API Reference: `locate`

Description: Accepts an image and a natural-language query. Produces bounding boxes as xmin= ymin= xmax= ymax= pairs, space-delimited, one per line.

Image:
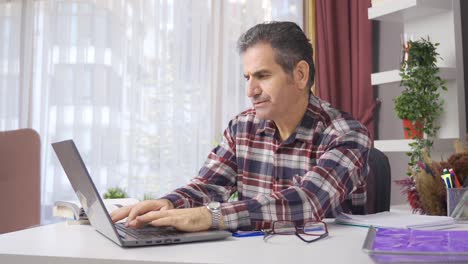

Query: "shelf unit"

xmin=373 ymin=138 xmax=457 ymax=153
xmin=368 ymin=0 xmax=451 ymax=22
xmin=371 ymin=67 xmax=456 ymax=86
xmin=369 ymin=0 xmax=466 ymax=153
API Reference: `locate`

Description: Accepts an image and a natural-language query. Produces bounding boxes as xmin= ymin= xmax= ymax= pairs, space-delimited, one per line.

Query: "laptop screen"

xmin=52 ymin=140 xmax=122 ymax=245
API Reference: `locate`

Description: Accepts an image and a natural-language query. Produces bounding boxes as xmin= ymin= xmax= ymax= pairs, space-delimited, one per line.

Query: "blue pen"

xmin=231 ymin=230 xmax=264 ymax=237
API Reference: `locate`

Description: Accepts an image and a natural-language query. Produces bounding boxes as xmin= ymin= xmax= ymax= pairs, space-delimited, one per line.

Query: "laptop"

xmin=52 ymin=139 xmax=231 ymax=247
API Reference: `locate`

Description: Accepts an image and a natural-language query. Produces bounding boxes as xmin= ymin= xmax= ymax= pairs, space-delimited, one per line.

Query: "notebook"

xmin=335 ymin=211 xmax=455 ymax=230
xmin=52 ymin=139 xmax=231 ymax=247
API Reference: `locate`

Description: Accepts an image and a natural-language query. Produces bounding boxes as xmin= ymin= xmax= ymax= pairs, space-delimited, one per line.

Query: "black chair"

xmin=365 ymin=148 xmax=391 ymax=214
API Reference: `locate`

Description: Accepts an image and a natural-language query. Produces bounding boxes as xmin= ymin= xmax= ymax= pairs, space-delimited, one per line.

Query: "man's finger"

xmin=127 ymin=219 xmax=147 ymax=229
xmin=160 ymin=205 xmax=171 ymax=211
xmin=125 ymin=210 xmax=171 ymax=228
xmin=126 ymin=201 xmax=157 ymax=223
xmin=110 ymin=206 xmax=132 ymax=222
xmin=135 ymin=210 xmax=170 ymax=223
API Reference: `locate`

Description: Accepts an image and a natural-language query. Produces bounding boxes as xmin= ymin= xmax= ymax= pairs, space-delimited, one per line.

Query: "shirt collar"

xmin=255 ymin=119 xmax=276 ymax=136
xmin=294 ymin=95 xmax=319 ymax=143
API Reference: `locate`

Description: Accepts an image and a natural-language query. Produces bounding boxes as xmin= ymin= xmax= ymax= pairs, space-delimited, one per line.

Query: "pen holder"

xmin=446 ymin=188 xmax=468 ymax=221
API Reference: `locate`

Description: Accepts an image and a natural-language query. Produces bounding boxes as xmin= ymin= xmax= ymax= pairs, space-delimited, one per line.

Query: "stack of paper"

xmin=53 ymin=198 xmax=139 ymax=225
xmin=336 ymin=211 xmax=455 ymax=230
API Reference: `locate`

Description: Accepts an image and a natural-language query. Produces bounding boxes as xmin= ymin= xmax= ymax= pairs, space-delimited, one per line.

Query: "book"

xmin=53 ymin=198 xmax=139 ymax=225
xmin=335 ymin=211 xmax=455 ymax=230
xmin=363 ymin=226 xmax=468 ymax=263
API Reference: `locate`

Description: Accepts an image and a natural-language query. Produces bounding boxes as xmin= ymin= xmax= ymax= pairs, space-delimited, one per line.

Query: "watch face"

xmin=208 ymin=201 xmax=221 ymax=210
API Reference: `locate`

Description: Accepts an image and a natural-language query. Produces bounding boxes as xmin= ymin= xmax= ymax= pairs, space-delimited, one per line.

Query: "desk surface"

xmin=0 ymin=220 xmax=374 ymax=264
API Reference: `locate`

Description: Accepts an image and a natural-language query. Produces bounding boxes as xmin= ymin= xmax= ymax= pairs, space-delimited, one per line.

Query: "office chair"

xmin=365 ymin=147 xmax=391 ymax=214
xmin=0 ymin=128 xmax=41 ymax=233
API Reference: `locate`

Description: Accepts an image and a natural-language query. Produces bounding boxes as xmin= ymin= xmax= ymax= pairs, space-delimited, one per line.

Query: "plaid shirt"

xmin=162 ymin=95 xmax=371 ymax=230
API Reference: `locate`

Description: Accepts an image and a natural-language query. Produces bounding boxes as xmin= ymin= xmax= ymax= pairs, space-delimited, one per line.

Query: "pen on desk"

xmin=449 ymin=168 xmax=462 ymax=188
xmin=231 ymin=231 xmax=264 ymax=237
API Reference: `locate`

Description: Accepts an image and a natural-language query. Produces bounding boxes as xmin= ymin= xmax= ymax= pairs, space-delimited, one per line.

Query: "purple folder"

xmin=362 ymin=226 xmax=468 ymax=263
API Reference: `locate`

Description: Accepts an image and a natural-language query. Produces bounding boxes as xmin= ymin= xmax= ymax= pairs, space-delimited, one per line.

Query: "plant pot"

xmin=402 ymin=119 xmax=423 ymax=139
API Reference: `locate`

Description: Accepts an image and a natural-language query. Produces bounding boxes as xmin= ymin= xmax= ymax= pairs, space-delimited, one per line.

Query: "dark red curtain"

xmin=315 ymin=0 xmax=379 ymax=139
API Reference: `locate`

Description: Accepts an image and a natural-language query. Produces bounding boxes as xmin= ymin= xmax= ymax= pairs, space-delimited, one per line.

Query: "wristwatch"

xmin=206 ymin=201 xmax=222 ymax=229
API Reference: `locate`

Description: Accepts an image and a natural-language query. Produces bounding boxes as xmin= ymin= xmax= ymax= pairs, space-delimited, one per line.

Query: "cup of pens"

xmin=443 ymin=168 xmax=468 ymax=221
xmin=447 ymin=188 xmax=468 ymax=221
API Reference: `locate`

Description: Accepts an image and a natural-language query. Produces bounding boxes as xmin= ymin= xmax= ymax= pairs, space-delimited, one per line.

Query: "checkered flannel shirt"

xmin=162 ymin=94 xmax=371 ymax=230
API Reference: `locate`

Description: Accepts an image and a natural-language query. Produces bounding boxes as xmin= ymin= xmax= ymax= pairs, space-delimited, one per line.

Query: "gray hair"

xmin=237 ymin=21 xmax=315 ymax=89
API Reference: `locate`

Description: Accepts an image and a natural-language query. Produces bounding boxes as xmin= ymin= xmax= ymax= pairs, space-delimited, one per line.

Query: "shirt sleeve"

xmin=221 ymin=118 xmax=371 ymax=230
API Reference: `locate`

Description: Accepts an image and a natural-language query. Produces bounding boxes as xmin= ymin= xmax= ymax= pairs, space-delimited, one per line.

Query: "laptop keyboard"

xmin=115 ymin=223 xmax=181 ymax=239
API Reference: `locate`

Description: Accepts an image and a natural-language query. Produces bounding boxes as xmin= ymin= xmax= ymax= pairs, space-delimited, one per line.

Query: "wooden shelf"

xmin=371 ymin=67 xmax=456 ymax=86
xmin=374 ymin=138 xmax=458 ymax=152
xmin=368 ymin=0 xmax=452 ymax=22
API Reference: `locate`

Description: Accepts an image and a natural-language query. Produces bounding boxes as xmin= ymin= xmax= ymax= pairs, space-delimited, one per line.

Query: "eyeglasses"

xmin=263 ymin=220 xmax=328 ymax=243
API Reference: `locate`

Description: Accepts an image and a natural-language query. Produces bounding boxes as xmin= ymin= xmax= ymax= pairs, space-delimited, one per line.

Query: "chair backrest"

xmin=0 ymin=128 xmax=41 ymax=233
xmin=365 ymin=147 xmax=391 ymax=214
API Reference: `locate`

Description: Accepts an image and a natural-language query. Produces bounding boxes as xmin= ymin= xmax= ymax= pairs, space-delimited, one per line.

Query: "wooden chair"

xmin=0 ymin=128 xmax=41 ymax=233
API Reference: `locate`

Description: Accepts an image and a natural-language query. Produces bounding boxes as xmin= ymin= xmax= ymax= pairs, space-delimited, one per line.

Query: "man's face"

xmin=242 ymin=43 xmax=301 ymax=121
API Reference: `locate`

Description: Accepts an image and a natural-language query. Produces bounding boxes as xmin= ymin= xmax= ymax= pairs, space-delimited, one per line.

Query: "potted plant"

xmin=393 ymin=36 xmax=447 ymax=174
xmin=103 ymin=187 xmax=128 ymax=199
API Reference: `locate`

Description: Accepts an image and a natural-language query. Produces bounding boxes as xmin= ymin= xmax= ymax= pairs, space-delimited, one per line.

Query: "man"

xmin=111 ymin=21 xmax=371 ymax=232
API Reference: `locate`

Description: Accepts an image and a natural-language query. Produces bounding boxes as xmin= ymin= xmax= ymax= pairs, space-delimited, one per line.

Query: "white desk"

xmin=0 ymin=221 xmax=374 ymax=264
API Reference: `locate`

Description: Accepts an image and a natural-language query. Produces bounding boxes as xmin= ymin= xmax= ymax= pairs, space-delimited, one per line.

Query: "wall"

xmin=373 ymin=20 xmax=409 ymax=205
xmin=461 ymin=0 xmax=468 ymax=129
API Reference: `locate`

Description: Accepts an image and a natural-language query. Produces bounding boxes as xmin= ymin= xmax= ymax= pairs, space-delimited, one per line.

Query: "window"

xmin=0 ymin=0 xmax=302 ymax=223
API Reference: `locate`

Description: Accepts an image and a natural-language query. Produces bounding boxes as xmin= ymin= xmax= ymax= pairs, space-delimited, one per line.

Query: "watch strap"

xmin=206 ymin=202 xmax=222 ymax=229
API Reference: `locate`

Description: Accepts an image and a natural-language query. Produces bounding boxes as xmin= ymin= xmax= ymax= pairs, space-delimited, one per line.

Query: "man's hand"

xmin=130 ymin=207 xmax=219 ymax=232
xmin=110 ymin=199 xmax=174 ymax=225
xmin=111 ymin=199 xmax=225 ymax=232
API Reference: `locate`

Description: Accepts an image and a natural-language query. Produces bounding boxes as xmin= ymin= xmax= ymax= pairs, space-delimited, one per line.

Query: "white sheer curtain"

xmin=0 ymin=0 xmax=302 ymax=223
xmin=0 ymin=1 xmax=22 ymax=128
